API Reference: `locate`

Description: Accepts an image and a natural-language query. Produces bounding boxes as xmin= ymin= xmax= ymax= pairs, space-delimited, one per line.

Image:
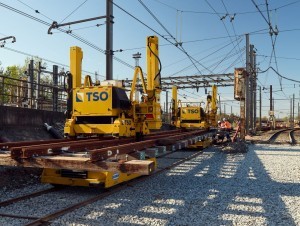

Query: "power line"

xmin=251 ymin=0 xmax=281 ymax=90
xmin=170 ymin=36 xmax=243 ymax=77
xmin=138 ymin=0 xmax=177 ymax=43
xmin=204 ymin=0 xmax=243 ymax=65
xmin=163 ymin=38 xmax=234 ymax=70
xmin=52 ymin=23 xmax=105 ymax=34
xmin=0 ymin=2 xmax=135 ymax=71
xmin=111 ymin=0 xmax=212 ymax=74
xmin=257 ymin=54 xmax=300 ymax=61
xmin=154 ymin=0 xmax=300 ymax=16
xmin=1 ymin=46 xmax=102 ymax=77
xmin=258 ymin=66 xmax=300 ymax=83
xmin=221 ymin=0 xmax=244 ymax=62
xmin=15 ymin=0 xmax=53 ymax=21
xmin=60 ymin=0 xmax=88 ymax=23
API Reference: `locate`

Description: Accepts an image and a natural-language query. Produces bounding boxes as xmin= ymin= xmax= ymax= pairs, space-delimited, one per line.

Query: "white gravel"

xmin=0 ymin=183 xmax=52 ymax=202
xmin=1 ymin=144 xmax=299 ymax=225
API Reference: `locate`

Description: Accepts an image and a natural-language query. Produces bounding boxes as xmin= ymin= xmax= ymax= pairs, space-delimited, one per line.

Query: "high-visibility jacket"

xmin=223 ymin=121 xmax=231 ymax=129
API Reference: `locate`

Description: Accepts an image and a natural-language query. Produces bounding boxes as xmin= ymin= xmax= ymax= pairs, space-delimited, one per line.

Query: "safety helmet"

xmin=223 ymin=118 xmax=226 ymax=121
xmin=218 ymin=120 xmax=221 ymax=124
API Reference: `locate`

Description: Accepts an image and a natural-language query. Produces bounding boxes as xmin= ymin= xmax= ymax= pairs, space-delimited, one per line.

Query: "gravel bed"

xmin=0 ymin=217 xmax=30 ymax=226
xmin=275 ymin=131 xmax=291 ymax=143
xmin=47 ymin=144 xmax=299 ymax=225
xmin=0 ymin=183 xmax=51 ymax=202
xmin=293 ymin=130 xmax=300 ymax=143
xmin=156 ymin=150 xmax=198 ymax=169
xmin=0 ymin=187 xmax=102 ymax=221
xmin=1 ymin=144 xmax=299 ymax=225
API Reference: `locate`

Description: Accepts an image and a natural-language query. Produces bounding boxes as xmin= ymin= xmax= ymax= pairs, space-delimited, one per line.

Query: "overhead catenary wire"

xmin=220 ymin=0 xmax=244 ymax=62
xmin=60 ymin=0 xmax=88 ymax=23
xmin=154 ymin=0 xmax=300 ymax=16
xmin=204 ymin=0 xmax=243 ymax=66
xmin=258 ymin=66 xmax=300 ymax=83
xmin=257 ymin=54 xmax=300 ymax=61
xmin=1 ymin=46 xmax=102 ymax=77
xmin=138 ymin=0 xmax=177 ymax=43
xmin=111 ymin=0 xmax=212 ymax=75
xmin=137 ymin=0 xmax=203 ymax=75
xmin=121 ymin=27 xmax=269 ymax=52
xmin=251 ymin=0 xmax=282 ymax=91
xmin=0 ymin=1 xmax=135 ymax=71
xmin=170 ymin=36 xmax=243 ymax=77
xmin=163 ymin=38 xmax=235 ymax=70
xmin=51 ymin=23 xmax=105 ymax=34
xmin=15 ymin=0 xmax=53 ymax=21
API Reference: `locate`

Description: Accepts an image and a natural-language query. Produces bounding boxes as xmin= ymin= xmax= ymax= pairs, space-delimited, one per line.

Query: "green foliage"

xmin=0 ymin=65 xmax=24 ymax=104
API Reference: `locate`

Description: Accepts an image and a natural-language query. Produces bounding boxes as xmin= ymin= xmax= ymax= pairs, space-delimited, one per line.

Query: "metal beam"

xmin=0 ymin=154 xmax=154 ymax=175
xmin=0 ymin=36 xmax=16 ymax=46
xmin=125 ymin=73 xmax=234 ymax=90
xmin=48 ymin=16 xmax=106 ymax=34
xmin=106 ymin=0 xmax=114 ymax=80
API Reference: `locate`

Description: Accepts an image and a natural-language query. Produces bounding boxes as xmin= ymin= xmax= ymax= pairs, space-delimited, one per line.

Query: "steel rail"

xmin=6 ymin=130 xmax=183 ymax=159
xmin=0 ymin=137 xmax=105 ymax=150
xmin=266 ymin=129 xmax=290 ymax=144
xmin=289 ymin=129 xmax=298 ymax=145
xmin=24 ymin=144 xmax=205 ymax=226
xmin=0 ymin=187 xmax=59 ymax=207
xmin=11 ymin=138 xmax=135 ymax=159
xmin=0 ymin=213 xmax=39 ymax=220
xmin=8 ymin=129 xmax=199 ymax=160
xmin=89 ymin=130 xmax=211 ymax=162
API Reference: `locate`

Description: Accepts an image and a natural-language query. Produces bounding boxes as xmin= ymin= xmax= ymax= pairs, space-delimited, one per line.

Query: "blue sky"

xmin=0 ymin=0 xmax=300 ymax=118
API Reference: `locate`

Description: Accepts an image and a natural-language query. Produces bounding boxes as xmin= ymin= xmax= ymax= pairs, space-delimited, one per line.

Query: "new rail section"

xmin=0 ymin=129 xmax=214 ymax=225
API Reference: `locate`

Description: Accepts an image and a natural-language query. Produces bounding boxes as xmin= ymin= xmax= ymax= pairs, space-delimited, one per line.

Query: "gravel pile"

xmin=220 ymin=141 xmax=248 ymax=153
xmin=1 ymin=144 xmax=299 ymax=225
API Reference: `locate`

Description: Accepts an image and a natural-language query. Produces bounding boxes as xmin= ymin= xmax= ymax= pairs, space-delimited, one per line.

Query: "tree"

xmin=1 ymin=65 xmax=24 ymax=104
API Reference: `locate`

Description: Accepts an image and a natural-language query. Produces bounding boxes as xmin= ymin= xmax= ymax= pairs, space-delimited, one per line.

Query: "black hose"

xmin=147 ymin=36 xmax=162 ymax=88
xmin=63 ymin=71 xmax=71 ymax=93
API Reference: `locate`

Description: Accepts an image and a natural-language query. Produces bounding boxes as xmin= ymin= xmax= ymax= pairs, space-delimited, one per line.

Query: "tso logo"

xmin=76 ymin=92 xmax=109 ymax=102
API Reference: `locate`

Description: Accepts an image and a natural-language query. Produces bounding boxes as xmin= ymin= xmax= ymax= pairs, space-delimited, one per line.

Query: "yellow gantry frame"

xmin=130 ymin=66 xmax=147 ymax=102
xmin=171 ymin=86 xmax=178 ymax=124
xmin=147 ymin=36 xmax=160 ymax=90
xmin=172 ymin=85 xmax=218 ymax=129
xmin=70 ymin=46 xmax=83 ymax=89
xmin=145 ymin=36 xmax=162 ymax=130
xmin=206 ymin=85 xmax=218 ymax=127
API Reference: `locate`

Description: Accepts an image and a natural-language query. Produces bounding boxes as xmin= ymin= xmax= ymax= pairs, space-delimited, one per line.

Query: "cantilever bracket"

xmin=48 ymin=15 xmax=107 ymax=34
xmin=0 ymin=36 xmax=16 ymax=43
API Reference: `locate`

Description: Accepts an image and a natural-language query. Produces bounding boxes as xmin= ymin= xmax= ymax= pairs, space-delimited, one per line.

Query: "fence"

xmin=0 ymin=74 xmax=67 ymax=112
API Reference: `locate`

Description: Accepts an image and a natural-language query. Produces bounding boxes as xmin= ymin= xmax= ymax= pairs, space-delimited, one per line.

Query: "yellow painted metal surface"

xmin=65 ymin=42 xmax=159 ymax=137
xmin=42 ymin=158 xmax=157 ymax=188
xmin=70 ymin=46 xmax=83 ymax=89
xmin=145 ymin=36 xmax=162 ymax=130
xmin=73 ymin=86 xmax=112 ymax=115
xmin=188 ymin=138 xmax=211 ymax=149
xmin=147 ymin=36 xmax=160 ymax=90
xmin=181 ymin=107 xmax=201 ymax=121
xmin=172 ymin=85 xmax=218 ymax=130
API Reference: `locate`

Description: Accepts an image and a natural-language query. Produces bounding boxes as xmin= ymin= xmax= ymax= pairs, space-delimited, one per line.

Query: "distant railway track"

xmin=266 ymin=129 xmax=299 ymax=145
xmin=289 ymin=129 xmax=297 ymax=145
xmin=0 ymin=131 xmax=211 ymax=226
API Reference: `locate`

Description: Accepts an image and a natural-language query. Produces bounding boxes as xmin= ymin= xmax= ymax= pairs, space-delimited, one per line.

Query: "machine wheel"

xmin=50 ymin=184 xmax=66 ymax=189
xmin=135 ymin=132 xmax=144 ymax=141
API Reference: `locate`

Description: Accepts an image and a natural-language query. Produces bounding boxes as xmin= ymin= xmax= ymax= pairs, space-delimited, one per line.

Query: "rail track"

xmin=0 ymin=132 xmax=210 ymax=225
xmin=266 ymin=128 xmax=299 ymax=145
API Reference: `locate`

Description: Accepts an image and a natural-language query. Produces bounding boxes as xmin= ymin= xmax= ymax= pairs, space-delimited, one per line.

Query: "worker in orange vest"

xmin=222 ymin=118 xmax=232 ymax=131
